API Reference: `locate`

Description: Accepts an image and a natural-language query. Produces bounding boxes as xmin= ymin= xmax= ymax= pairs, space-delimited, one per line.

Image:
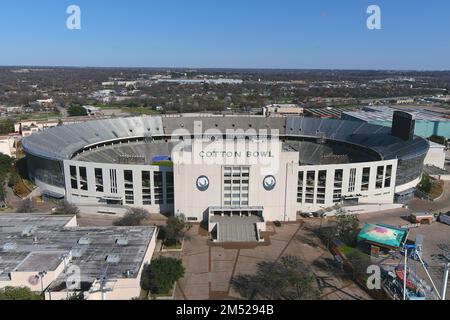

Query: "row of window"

xmin=69 ymin=166 xmax=174 ymax=205
xmin=297 ymin=165 xmax=393 ymax=204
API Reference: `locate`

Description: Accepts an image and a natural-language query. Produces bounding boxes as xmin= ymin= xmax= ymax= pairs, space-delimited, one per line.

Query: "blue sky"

xmin=0 ymin=0 xmax=449 ymax=70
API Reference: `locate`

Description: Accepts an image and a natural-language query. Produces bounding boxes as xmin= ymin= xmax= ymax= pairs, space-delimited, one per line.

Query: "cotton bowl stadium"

xmin=22 ymin=113 xmax=429 ymax=242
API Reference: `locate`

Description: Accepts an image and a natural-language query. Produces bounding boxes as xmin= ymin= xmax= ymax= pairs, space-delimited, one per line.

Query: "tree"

xmin=160 ymin=216 xmax=188 ymax=245
xmin=16 ymin=198 xmax=37 ymax=213
xmin=0 ymin=287 xmax=42 ymax=300
xmin=113 ymin=207 xmax=149 ymax=226
xmin=53 ymin=201 xmax=80 ymax=216
xmin=418 ymin=173 xmax=433 ymax=194
xmin=231 ymin=255 xmax=320 ymax=300
xmin=335 ymin=213 xmax=360 ymax=246
xmin=141 ymin=257 xmax=185 ymax=295
xmin=67 ymin=105 xmax=87 ymax=117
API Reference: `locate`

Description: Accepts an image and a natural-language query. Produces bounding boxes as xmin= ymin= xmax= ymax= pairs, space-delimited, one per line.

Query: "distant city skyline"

xmin=0 ymin=0 xmax=449 ymax=70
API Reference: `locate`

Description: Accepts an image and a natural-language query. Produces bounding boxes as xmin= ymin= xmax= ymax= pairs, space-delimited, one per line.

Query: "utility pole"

xmin=38 ymin=271 xmax=47 ymax=296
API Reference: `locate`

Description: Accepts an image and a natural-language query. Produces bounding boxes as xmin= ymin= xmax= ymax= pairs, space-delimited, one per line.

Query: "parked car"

xmin=439 ymin=212 xmax=450 ymax=225
xmin=300 ymin=212 xmax=314 ymax=218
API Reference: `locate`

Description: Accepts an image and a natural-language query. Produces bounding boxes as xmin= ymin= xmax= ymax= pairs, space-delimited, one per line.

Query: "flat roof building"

xmin=0 ymin=214 xmax=157 ymax=300
xmin=342 ymin=106 xmax=450 ymax=138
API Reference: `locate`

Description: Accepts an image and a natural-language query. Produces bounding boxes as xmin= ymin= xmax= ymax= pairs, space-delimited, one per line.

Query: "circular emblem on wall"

xmin=263 ymin=175 xmax=276 ymax=191
xmin=196 ymin=176 xmax=210 ymax=192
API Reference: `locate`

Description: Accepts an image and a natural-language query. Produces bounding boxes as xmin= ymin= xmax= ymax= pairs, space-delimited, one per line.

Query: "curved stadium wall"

xmin=22 ymin=115 xmax=429 ymax=221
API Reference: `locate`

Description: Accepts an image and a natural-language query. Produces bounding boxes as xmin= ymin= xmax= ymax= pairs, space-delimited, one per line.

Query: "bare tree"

xmin=53 ymin=201 xmax=80 ymax=216
xmin=114 ymin=207 xmax=149 ymax=226
xmin=231 ymin=255 xmax=320 ymax=300
xmin=15 ymin=198 xmax=37 ymax=213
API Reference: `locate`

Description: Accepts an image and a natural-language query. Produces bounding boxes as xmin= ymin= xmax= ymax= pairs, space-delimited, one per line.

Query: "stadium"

xmin=22 ymin=113 xmax=429 ymax=242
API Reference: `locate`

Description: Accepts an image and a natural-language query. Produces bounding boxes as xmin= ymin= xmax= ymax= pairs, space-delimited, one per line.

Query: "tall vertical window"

xmin=154 ymin=172 xmax=164 ymax=204
xmin=166 ymin=172 xmax=174 ymax=204
xmin=305 ymin=171 xmax=315 ymax=204
xmin=297 ymin=171 xmax=304 ymax=203
xmin=142 ymin=171 xmax=152 ymax=205
xmin=95 ymin=168 xmax=103 ymax=192
xmin=361 ymin=167 xmax=370 ymax=191
xmin=385 ymin=165 xmax=393 ymax=188
xmin=348 ymin=168 xmax=356 ymax=193
xmin=317 ymin=170 xmax=327 ymax=204
xmin=124 ymin=170 xmax=134 ymax=205
xmin=70 ymin=165 xmax=78 ymax=189
xmin=223 ymin=166 xmax=249 ymax=206
xmin=333 ymin=169 xmax=343 ymax=203
xmin=110 ymin=169 xmax=117 ymax=193
xmin=79 ymin=167 xmax=88 ymax=191
xmin=376 ymin=166 xmax=384 ymax=189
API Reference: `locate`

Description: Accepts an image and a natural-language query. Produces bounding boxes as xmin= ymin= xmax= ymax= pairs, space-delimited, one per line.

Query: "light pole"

xmin=38 ymin=271 xmax=47 ymax=295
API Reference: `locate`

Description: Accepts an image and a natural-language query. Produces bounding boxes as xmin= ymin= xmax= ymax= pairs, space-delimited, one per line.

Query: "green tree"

xmin=335 ymin=213 xmax=360 ymax=246
xmin=231 ymin=255 xmax=320 ymax=300
xmin=141 ymin=257 xmax=185 ymax=295
xmin=113 ymin=207 xmax=149 ymax=226
xmin=0 ymin=287 xmax=42 ymax=300
xmin=67 ymin=105 xmax=88 ymax=117
xmin=160 ymin=216 xmax=188 ymax=246
xmin=418 ymin=173 xmax=433 ymax=194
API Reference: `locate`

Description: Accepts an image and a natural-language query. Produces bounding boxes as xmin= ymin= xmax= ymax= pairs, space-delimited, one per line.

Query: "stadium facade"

xmin=22 ymin=115 xmax=429 ymax=241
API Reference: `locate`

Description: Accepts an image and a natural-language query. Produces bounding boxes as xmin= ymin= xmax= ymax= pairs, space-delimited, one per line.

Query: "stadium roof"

xmin=22 ymin=115 xmax=429 ymax=162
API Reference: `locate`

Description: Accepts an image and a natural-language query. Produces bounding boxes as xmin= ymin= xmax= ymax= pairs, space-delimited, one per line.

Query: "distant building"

xmin=0 ymin=134 xmax=21 ymax=157
xmin=0 ymin=214 xmax=157 ymax=300
xmin=82 ymin=105 xmax=102 ymax=117
xmin=342 ymin=106 xmax=450 ymax=139
xmin=262 ymin=104 xmax=303 ymax=116
xmin=15 ymin=116 xmax=111 ymax=137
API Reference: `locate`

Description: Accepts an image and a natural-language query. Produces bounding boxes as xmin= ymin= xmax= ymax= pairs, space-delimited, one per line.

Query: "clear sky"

xmin=0 ymin=0 xmax=449 ymax=70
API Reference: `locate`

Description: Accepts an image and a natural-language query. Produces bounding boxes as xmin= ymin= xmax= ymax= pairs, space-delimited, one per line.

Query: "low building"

xmin=262 ymin=104 xmax=303 ymax=116
xmin=0 ymin=214 xmax=157 ymax=300
xmin=342 ymin=106 xmax=450 ymax=138
xmin=0 ymin=134 xmax=21 ymax=157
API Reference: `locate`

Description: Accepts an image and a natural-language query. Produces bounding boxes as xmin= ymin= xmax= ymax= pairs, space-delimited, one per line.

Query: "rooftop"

xmin=343 ymin=106 xmax=450 ymax=123
xmin=0 ymin=214 xmax=156 ymax=290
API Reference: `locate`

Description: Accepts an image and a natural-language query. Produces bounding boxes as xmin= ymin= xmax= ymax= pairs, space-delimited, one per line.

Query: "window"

xmin=361 ymin=167 xmax=370 ymax=191
xmin=348 ymin=168 xmax=356 ymax=193
xmin=223 ymin=166 xmax=249 ymax=206
xmin=124 ymin=170 xmax=134 ymax=204
xmin=70 ymin=166 xmax=78 ymax=189
xmin=154 ymin=172 xmax=164 ymax=204
xmin=297 ymin=171 xmax=304 ymax=203
xmin=385 ymin=165 xmax=393 ymax=188
xmin=110 ymin=169 xmax=117 ymax=193
xmin=79 ymin=167 xmax=88 ymax=191
xmin=142 ymin=171 xmax=151 ymax=205
xmin=95 ymin=168 xmax=103 ymax=192
xmin=333 ymin=169 xmax=343 ymax=203
xmin=376 ymin=166 xmax=384 ymax=189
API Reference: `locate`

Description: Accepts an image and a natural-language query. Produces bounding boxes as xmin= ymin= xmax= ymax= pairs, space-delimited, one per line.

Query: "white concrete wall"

xmin=424 ymin=144 xmax=446 ymax=169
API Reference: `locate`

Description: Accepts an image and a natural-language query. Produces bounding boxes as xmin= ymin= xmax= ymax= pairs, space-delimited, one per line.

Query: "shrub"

xmin=114 ymin=208 xmax=149 ymax=226
xmin=0 ymin=287 xmax=42 ymax=300
xmin=53 ymin=201 xmax=80 ymax=215
xmin=141 ymin=257 xmax=185 ymax=295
